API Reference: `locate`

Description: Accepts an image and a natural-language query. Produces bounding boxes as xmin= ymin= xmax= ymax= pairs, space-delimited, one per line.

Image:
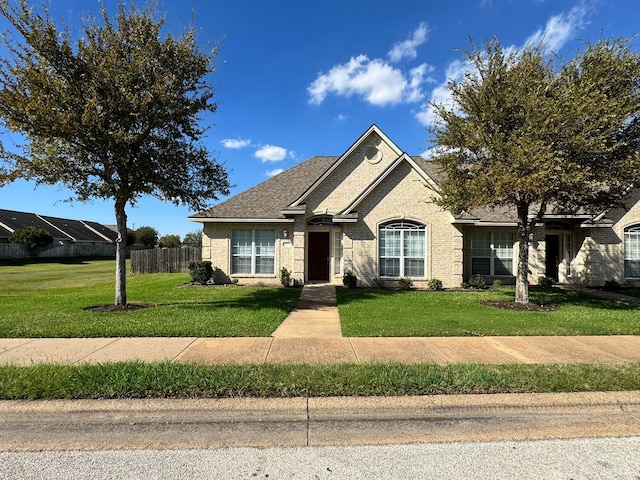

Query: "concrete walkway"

xmin=1 ymin=284 xmax=640 ymax=366
xmin=271 ymin=284 xmax=342 ymax=338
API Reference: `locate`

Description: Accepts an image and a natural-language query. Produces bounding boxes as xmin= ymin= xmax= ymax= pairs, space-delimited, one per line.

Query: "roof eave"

xmin=188 ymin=217 xmax=294 ymax=224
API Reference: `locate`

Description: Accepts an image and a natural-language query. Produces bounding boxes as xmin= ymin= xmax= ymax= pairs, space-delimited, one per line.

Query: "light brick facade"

xmin=194 ymin=126 xmax=640 ymax=288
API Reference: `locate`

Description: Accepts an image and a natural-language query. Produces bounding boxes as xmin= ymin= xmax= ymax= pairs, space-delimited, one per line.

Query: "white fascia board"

xmin=0 ymin=221 xmax=15 ymax=233
xmin=80 ymin=221 xmax=114 ymax=243
xmin=341 ymin=154 xmax=436 ymax=215
xmin=36 ymin=215 xmax=76 ymax=241
xmin=289 ymin=125 xmax=403 ymax=208
xmin=188 ymin=217 xmax=294 ymax=224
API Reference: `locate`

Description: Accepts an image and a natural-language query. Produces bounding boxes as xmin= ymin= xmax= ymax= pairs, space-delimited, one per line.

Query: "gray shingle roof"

xmin=189 ymin=151 xmax=581 ymax=225
xmin=190 ymin=156 xmax=339 ymax=220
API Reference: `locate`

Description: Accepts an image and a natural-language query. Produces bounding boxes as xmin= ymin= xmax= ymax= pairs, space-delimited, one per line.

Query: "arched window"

xmin=545 ymin=221 xmax=571 ymax=230
xmin=307 ymin=216 xmax=333 ymax=226
xmin=379 ymin=220 xmax=426 ymax=277
xmin=625 ymin=225 xmax=640 ymax=278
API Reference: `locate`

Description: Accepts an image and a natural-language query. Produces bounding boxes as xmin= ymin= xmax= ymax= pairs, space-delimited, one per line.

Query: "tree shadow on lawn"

xmin=0 ymin=257 xmax=99 ymax=267
xmin=151 ymin=287 xmax=301 ymax=312
xmin=336 ymin=286 xmax=640 ymax=313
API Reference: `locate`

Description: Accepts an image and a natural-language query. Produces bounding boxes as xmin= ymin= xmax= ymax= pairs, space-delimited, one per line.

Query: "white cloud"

xmin=221 ymin=138 xmax=251 ymax=149
xmin=388 ymin=22 xmax=430 ymax=63
xmin=525 ymin=4 xmax=590 ymax=52
xmin=335 ymin=114 xmax=348 ymax=121
xmin=308 ymin=54 xmax=432 ymax=106
xmin=254 ymin=145 xmax=289 ymax=162
xmin=417 ymin=3 xmax=592 ymax=128
xmin=416 ymin=59 xmax=473 ymax=127
xmin=266 ymin=168 xmax=284 ymax=178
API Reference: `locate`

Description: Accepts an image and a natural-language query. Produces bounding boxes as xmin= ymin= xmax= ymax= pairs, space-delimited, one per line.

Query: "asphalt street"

xmin=2 ymin=437 xmax=640 ymax=479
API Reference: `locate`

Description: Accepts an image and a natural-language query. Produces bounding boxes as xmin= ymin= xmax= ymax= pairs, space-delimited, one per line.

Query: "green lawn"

xmin=2 ymin=259 xmax=639 ymax=338
xmin=0 ymin=259 xmax=300 ymax=337
xmin=337 ymin=287 xmax=640 ymax=337
xmin=2 ymin=361 xmax=639 ymax=399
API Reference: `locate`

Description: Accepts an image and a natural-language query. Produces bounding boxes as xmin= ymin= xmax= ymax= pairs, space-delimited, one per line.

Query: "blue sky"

xmin=0 ymin=0 xmax=638 ymax=238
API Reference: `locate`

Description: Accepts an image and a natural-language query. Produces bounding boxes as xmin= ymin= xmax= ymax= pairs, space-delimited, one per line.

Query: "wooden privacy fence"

xmin=0 ymin=243 xmax=116 ymax=259
xmin=130 ymin=247 xmax=202 ymax=274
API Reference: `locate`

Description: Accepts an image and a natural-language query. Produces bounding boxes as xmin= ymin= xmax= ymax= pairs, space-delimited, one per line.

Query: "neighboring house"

xmin=189 ymin=125 xmax=640 ymax=288
xmin=0 ymin=209 xmax=117 ymax=245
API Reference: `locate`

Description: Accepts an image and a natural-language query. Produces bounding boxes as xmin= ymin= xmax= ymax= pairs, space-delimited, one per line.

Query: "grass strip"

xmin=1 ymin=361 xmax=639 ymax=400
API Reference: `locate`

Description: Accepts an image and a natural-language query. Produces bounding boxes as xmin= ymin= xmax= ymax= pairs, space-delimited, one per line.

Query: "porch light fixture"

xmin=283 ymin=228 xmax=288 ymax=238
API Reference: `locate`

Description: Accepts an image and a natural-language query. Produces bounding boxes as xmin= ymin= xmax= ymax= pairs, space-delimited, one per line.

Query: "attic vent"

xmin=307 ymin=216 xmax=333 ymax=226
xmin=365 ymin=146 xmax=382 ymax=164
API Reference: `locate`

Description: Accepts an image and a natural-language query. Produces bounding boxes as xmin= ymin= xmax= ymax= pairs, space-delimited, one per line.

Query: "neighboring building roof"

xmin=83 ymin=221 xmax=119 ymax=242
xmin=0 ymin=209 xmax=71 ymax=241
xmin=0 ymin=209 xmax=115 ymax=243
xmin=39 ymin=215 xmax=113 ymax=243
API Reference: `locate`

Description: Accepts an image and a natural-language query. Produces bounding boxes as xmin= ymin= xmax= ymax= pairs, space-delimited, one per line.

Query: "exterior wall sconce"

xmin=528 ymin=233 xmax=534 ymax=241
xmin=283 ymin=228 xmax=288 ymax=238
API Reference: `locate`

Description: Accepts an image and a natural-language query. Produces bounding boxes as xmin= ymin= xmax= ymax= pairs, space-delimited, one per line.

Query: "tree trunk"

xmin=515 ymin=202 xmax=530 ymax=304
xmin=114 ymin=198 xmax=128 ymax=306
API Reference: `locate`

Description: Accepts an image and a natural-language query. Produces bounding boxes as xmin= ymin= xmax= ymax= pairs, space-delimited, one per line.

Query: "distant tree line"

xmin=8 ymin=225 xmax=203 ymax=250
xmin=128 ymin=227 xmax=202 ymax=249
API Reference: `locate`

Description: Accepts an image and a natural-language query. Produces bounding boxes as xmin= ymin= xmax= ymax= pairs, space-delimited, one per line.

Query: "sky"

xmin=0 ymin=0 xmax=638 ymax=238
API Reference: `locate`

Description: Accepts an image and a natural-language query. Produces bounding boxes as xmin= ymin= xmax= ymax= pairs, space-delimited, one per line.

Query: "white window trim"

xmin=231 ymin=229 xmax=276 ymax=276
xmin=470 ymin=232 xmax=515 ymax=276
xmin=624 ymin=225 xmax=640 ymax=278
xmin=379 ymin=221 xmax=426 ymax=278
xmin=333 ymin=231 xmax=343 ymax=276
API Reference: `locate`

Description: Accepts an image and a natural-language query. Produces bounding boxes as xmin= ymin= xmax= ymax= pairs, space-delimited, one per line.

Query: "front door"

xmin=308 ymin=232 xmax=330 ymax=281
xmin=545 ymin=235 xmax=560 ymax=281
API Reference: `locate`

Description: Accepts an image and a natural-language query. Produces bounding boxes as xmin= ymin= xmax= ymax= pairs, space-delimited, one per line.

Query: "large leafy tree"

xmin=0 ymin=1 xmax=230 ymax=306
xmin=431 ymin=38 xmax=640 ymax=303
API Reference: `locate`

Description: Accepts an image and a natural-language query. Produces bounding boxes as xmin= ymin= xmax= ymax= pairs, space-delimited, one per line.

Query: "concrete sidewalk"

xmin=2 ymin=334 xmax=640 ymax=366
xmin=1 ymin=284 xmax=640 ymax=366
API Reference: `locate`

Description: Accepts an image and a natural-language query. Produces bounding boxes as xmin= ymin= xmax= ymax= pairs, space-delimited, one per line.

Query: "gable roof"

xmin=189 ymin=156 xmax=338 ymax=222
xmin=188 ymin=125 xmax=615 ymax=227
xmin=289 ymin=124 xmax=403 ymax=208
xmin=340 ymin=154 xmax=441 ymax=215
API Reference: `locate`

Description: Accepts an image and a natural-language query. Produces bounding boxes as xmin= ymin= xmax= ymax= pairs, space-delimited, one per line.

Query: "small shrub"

xmin=467 ymin=274 xmax=487 ymax=289
xmin=188 ymin=261 xmax=213 ymax=285
xmin=538 ymin=276 xmax=556 ymax=288
xmin=427 ymin=278 xmax=444 ymax=291
xmin=371 ymin=277 xmax=386 ymax=289
xmin=397 ymin=277 xmax=413 ymax=290
xmin=280 ymin=267 xmax=292 ymax=287
xmin=343 ymin=271 xmax=357 ymax=289
xmin=9 ymin=226 xmax=53 ymax=249
xmin=492 ymin=279 xmax=502 ymax=287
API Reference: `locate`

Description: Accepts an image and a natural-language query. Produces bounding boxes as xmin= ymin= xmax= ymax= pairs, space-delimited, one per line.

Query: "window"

xmin=333 ymin=232 xmax=343 ymax=275
xmin=625 ymin=226 xmax=640 ymax=278
xmin=470 ymin=232 xmax=514 ymax=276
xmin=565 ymin=234 xmax=573 ymax=278
xmin=307 ymin=216 xmax=333 ymax=226
xmin=379 ymin=221 xmax=426 ymax=277
xmin=231 ymin=230 xmax=275 ymax=275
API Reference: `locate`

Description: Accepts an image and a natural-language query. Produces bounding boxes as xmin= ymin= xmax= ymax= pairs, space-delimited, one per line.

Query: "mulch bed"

xmin=480 ymin=300 xmax=556 ymax=312
xmin=83 ymin=303 xmax=155 ymax=313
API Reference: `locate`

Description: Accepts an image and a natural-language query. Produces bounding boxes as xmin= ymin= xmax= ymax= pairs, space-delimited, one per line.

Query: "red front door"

xmin=308 ymin=232 xmax=330 ymax=281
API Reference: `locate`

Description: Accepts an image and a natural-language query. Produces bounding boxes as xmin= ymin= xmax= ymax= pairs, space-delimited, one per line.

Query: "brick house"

xmin=189 ymin=125 xmax=640 ymax=288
